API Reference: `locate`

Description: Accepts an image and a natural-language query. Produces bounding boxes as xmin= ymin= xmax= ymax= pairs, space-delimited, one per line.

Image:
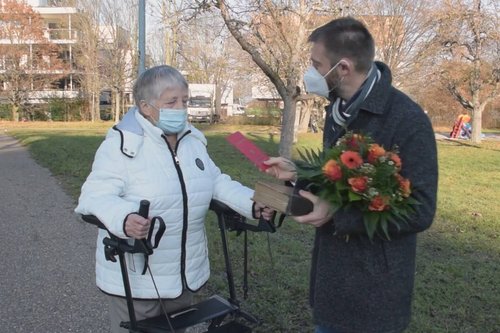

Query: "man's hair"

xmin=308 ymin=16 xmax=375 ymax=73
xmin=133 ymin=65 xmax=188 ymax=106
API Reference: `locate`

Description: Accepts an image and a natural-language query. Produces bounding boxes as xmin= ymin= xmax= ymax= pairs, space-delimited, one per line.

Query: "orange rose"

xmin=346 ymin=134 xmax=364 ymax=151
xmin=389 ymin=153 xmax=402 ymax=170
xmin=323 ymin=159 xmax=342 ymax=181
xmin=368 ymin=195 xmax=389 ymax=211
xmin=340 ymin=151 xmax=363 ymax=169
xmin=348 ymin=176 xmax=369 ymax=193
xmin=367 ymin=144 xmax=386 ymax=164
xmin=396 ymin=174 xmax=411 ymax=197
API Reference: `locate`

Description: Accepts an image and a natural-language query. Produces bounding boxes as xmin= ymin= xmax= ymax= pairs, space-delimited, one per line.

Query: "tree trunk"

xmin=215 ymin=84 xmax=222 ymax=120
xmin=11 ymin=104 xmax=19 ymax=122
xmin=471 ymin=103 xmax=483 ymax=144
xmin=89 ymin=93 xmax=96 ymax=122
xmin=114 ymin=90 xmax=121 ymax=124
xmin=297 ymin=99 xmax=313 ymax=134
xmin=93 ymin=93 xmax=101 ymax=122
xmin=280 ymin=94 xmax=297 ymax=159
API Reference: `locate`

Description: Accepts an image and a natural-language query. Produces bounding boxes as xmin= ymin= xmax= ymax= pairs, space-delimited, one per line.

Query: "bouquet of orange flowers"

xmin=295 ymin=132 xmax=419 ymax=240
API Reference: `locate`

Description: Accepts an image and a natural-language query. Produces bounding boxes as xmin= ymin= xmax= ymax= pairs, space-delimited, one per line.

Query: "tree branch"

xmin=447 ymin=82 xmax=474 ymax=111
xmin=215 ymin=0 xmax=287 ymax=97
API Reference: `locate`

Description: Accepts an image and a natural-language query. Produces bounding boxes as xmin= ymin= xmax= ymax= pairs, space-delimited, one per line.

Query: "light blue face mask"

xmin=156 ymin=108 xmax=188 ymax=135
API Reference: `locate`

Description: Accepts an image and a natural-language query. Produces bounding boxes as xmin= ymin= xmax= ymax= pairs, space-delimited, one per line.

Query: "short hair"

xmin=308 ymin=16 xmax=375 ymax=73
xmin=133 ymin=65 xmax=188 ymax=106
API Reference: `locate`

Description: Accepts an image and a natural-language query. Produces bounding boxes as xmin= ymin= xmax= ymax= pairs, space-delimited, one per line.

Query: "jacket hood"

xmin=113 ymin=107 xmax=207 ymax=158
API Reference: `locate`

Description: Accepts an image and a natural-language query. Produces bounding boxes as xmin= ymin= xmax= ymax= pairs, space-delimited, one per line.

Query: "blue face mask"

xmin=156 ymin=108 xmax=188 ymax=135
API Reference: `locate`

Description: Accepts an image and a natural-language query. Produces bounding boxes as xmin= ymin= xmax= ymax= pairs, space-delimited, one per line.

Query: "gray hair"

xmin=133 ymin=65 xmax=188 ymax=106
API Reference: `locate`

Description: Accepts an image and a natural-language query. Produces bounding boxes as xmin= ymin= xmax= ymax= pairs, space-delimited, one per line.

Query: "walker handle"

xmin=137 ymin=200 xmax=153 ymax=255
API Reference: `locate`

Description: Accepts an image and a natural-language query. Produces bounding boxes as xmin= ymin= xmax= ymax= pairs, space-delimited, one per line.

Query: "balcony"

xmin=45 ymin=28 xmax=78 ymax=42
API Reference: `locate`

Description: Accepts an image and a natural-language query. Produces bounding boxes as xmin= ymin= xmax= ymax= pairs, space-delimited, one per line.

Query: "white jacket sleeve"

xmin=74 ymin=135 xmax=137 ymax=238
xmin=206 ymin=157 xmax=255 ymax=219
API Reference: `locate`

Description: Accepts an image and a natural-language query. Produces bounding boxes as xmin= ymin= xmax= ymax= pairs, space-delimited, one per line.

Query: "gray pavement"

xmin=0 ymin=134 xmax=108 ymax=332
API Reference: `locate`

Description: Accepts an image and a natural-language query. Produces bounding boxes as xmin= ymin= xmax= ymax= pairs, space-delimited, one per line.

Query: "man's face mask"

xmin=149 ymin=104 xmax=188 ymax=135
xmin=303 ymin=61 xmax=342 ymax=98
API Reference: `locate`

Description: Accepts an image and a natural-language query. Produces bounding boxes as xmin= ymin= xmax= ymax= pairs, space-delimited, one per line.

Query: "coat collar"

xmin=358 ymin=61 xmax=393 ymax=115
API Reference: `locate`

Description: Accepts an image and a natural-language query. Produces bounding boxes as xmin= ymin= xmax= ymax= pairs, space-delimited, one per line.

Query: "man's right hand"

xmin=263 ymin=157 xmax=297 ymax=182
xmin=124 ymin=214 xmax=151 ymax=239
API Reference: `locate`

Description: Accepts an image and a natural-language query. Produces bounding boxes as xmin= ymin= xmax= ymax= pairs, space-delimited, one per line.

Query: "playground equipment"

xmin=81 ymin=199 xmax=276 ymax=333
xmin=450 ymin=114 xmax=472 ymax=139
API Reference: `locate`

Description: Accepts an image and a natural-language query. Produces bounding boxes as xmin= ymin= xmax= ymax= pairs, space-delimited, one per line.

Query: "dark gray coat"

xmin=311 ymin=62 xmax=438 ymax=333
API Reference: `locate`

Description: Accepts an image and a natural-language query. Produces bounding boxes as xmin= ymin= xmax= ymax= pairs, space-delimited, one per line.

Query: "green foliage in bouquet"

xmin=295 ymin=132 xmax=419 ymax=240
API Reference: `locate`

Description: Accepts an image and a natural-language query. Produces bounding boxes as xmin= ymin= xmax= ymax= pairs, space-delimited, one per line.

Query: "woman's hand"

xmin=253 ymin=201 xmax=275 ymax=221
xmin=263 ymin=157 xmax=297 ymax=182
xmin=292 ymin=190 xmax=334 ymax=228
xmin=124 ymin=214 xmax=151 ymax=239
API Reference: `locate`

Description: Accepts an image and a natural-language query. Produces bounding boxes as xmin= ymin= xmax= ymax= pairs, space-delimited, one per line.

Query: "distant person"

xmin=264 ymin=17 xmax=438 ymax=333
xmin=75 ymin=65 xmax=273 ymax=333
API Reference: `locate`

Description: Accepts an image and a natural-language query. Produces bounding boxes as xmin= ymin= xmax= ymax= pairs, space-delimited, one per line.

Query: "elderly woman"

xmin=75 ymin=65 xmax=271 ymax=332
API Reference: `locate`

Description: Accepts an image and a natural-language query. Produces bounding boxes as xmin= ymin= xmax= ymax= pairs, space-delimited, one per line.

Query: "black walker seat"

xmin=81 ymin=199 xmax=274 ymax=333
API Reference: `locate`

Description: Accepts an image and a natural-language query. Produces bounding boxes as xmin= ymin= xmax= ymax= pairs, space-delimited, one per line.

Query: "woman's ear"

xmin=139 ymin=100 xmax=153 ymax=117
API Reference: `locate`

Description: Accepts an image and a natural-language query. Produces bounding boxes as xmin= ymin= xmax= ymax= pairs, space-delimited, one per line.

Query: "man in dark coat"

xmin=264 ymin=17 xmax=438 ymax=333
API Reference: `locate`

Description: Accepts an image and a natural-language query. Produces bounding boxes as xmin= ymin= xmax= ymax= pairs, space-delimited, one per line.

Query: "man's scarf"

xmin=330 ymin=63 xmax=381 ymax=135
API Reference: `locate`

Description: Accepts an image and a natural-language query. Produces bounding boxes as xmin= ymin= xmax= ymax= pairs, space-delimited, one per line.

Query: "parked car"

xmin=233 ymin=104 xmax=246 ymax=115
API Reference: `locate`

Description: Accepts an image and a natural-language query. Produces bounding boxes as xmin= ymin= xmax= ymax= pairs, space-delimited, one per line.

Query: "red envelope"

xmin=226 ymin=131 xmax=270 ymax=172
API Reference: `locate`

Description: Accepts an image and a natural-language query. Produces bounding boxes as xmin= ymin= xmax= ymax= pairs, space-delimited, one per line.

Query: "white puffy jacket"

xmin=75 ymin=108 xmax=255 ymax=299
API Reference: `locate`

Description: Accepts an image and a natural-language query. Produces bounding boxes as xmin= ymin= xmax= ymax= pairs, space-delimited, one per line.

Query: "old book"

xmin=253 ymin=181 xmax=313 ymax=216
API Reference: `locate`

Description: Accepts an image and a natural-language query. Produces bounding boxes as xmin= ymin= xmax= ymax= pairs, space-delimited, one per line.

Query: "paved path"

xmin=0 ymin=134 xmax=108 ymax=332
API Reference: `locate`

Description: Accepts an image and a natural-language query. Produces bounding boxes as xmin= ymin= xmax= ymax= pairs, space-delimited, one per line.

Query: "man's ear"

xmin=338 ymin=59 xmax=352 ymax=74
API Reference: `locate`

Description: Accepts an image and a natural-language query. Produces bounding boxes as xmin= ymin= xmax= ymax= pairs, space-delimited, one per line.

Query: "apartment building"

xmin=0 ymin=0 xmax=79 ymax=105
xmin=31 ymin=0 xmax=79 ymax=99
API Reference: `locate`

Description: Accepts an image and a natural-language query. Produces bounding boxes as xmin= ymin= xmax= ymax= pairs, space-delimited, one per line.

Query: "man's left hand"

xmin=292 ymin=190 xmax=334 ymax=227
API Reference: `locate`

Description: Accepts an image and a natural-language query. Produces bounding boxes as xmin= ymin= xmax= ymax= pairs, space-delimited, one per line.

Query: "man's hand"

xmin=124 ymin=213 xmax=151 ymax=239
xmin=253 ymin=201 xmax=275 ymax=221
xmin=292 ymin=190 xmax=334 ymax=228
xmin=263 ymin=157 xmax=297 ymax=182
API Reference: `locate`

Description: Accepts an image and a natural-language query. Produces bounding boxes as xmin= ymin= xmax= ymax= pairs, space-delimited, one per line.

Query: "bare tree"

xmin=177 ymin=12 xmax=250 ymax=117
xmin=148 ymin=0 xmax=186 ymax=67
xmin=434 ymin=0 xmax=500 ymax=143
xmin=353 ymin=0 xmax=437 ymax=89
xmin=99 ymin=0 xmax=138 ymax=122
xmin=74 ymin=0 xmax=101 ymax=122
xmin=0 ymin=0 xmax=65 ymax=121
xmin=209 ymin=0 xmax=343 ymax=158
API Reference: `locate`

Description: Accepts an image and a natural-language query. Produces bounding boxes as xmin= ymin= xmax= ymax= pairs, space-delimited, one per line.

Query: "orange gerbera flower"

xmin=340 ymin=151 xmax=363 ymax=169
xmin=323 ymin=159 xmax=342 ymax=181
xmin=367 ymin=144 xmax=386 ymax=164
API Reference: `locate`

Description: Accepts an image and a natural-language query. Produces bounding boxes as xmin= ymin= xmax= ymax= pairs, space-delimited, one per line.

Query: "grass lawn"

xmin=2 ymin=121 xmax=499 ymax=333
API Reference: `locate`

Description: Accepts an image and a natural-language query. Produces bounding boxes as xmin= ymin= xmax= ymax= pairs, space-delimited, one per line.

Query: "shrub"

xmin=0 ymin=104 xmax=11 ymax=120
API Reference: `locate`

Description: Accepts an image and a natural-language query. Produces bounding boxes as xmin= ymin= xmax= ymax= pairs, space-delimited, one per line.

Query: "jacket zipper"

xmin=163 ymin=131 xmax=191 ymax=288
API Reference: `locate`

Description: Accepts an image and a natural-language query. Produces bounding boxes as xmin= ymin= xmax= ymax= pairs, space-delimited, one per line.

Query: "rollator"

xmin=81 ymin=199 xmax=277 ymax=333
